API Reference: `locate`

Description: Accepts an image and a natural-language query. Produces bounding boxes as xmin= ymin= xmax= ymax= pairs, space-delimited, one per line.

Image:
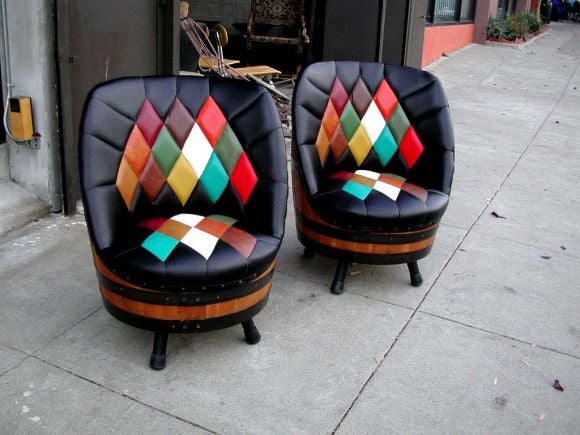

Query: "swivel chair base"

xmin=149 ymin=319 xmax=261 ymax=370
xmin=294 ymin=169 xmax=433 ymax=294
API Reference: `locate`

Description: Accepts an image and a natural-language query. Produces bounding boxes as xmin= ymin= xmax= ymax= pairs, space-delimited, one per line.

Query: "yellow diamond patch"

xmin=348 ymin=125 xmax=373 ymax=165
xmin=167 ymin=154 xmax=198 ymax=205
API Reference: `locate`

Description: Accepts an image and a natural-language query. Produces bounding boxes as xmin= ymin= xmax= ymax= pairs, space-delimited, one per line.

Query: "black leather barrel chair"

xmin=80 ymin=76 xmax=287 ymax=369
xmin=292 ymin=61 xmax=454 ymax=293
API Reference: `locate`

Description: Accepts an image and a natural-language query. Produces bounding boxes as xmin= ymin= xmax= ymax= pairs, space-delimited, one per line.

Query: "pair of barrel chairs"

xmin=80 ymin=62 xmax=453 ymax=369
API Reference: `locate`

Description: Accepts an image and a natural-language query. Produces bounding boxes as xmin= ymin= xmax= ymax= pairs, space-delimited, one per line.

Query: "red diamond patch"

xmin=399 ymin=127 xmax=424 ymax=168
xmin=136 ymin=100 xmax=163 ymax=147
xmin=197 ymin=96 xmax=227 ymax=146
xmin=374 ymin=80 xmax=398 ymax=121
xmin=230 ymin=152 xmax=258 ymax=205
xmin=330 ymin=78 xmax=349 ymax=116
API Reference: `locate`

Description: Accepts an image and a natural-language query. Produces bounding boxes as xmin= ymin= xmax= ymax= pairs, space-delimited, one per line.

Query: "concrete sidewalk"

xmin=1 ymin=22 xmax=579 ymax=434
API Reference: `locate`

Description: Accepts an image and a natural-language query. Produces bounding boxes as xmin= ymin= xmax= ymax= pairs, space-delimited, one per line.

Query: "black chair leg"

xmin=242 ymin=319 xmax=261 ymax=344
xmin=407 ymin=261 xmax=423 ymax=287
xmin=149 ymin=332 xmax=168 ymax=370
xmin=331 ymin=260 xmax=350 ymax=294
xmin=303 ymin=246 xmax=315 ymax=258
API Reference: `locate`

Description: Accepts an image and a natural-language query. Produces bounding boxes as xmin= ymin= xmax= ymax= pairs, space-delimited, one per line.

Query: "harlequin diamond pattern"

xmin=138 ymin=214 xmax=257 ymax=262
xmin=115 ymin=97 xmax=258 ymax=208
xmin=330 ymin=170 xmax=428 ymax=202
xmin=316 ymin=78 xmax=424 ymax=169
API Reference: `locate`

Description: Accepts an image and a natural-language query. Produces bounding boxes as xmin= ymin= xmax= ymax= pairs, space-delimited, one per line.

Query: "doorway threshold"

xmin=0 ymin=179 xmax=50 ymax=236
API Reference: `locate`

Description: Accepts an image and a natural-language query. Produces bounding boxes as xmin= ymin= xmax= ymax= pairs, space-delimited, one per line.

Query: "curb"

xmin=485 ymin=27 xmax=552 ymax=50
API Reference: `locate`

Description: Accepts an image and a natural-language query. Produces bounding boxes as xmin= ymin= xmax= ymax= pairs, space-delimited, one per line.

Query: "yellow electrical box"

xmin=8 ymin=96 xmax=34 ymax=141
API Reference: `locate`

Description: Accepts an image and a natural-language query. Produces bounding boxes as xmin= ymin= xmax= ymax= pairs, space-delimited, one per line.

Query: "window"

xmin=426 ymin=0 xmax=476 ymax=24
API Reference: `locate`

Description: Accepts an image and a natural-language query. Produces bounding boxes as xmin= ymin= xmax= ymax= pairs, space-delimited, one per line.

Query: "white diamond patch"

xmin=361 ymin=101 xmax=387 ymax=144
xmin=172 ymin=213 xmax=204 ymax=227
xmin=181 ymin=227 xmax=219 ymax=260
xmin=182 ymin=123 xmax=213 ymax=177
xmin=374 ymin=180 xmax=401 ymax=201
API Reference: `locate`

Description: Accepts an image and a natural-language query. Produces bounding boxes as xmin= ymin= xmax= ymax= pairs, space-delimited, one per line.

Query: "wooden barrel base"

xmin=292 ymin=166 xmax=439 ymax=265
xmin=296 ymin=224 xmax=435 ymax=264
xmin=93 ymin=251 xmax=273 ymax=334
xmin=102 ymin=295 xmax=269 ymax=333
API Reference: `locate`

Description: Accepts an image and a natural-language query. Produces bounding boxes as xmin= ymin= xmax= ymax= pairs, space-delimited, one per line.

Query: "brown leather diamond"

xmin=165 ymin=98 xmax=195 ymax=148
xmin=351 ymin=78 xmax=372 ymax=119
xmin=196 ymin=217 xmax=231 ymax=238
xmin=139 ymin=155 xmax=166 ymax=202
xmin=220 ymin=226 xmax=257 ymax=258
xmin=329 ymin=126 xmax=348 ymax=162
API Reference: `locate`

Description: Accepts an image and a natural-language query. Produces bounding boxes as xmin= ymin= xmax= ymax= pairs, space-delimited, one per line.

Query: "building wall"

xmin=0 ymin=0 xmax=61 ymax=209
xmin=187 ymin=0 xmax=250 ymax=27
xmin=474 ymin=0 xmax=499 ymax=43
xmin=422 ymin=23 xmax=475 ymax=67
xmin=516 ymin=0 xmax=532 ymax=12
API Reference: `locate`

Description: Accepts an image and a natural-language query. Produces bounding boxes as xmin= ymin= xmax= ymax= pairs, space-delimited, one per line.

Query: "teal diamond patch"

xmin=200 ymin=153 xmax=229 ymax=202
xmin=374 ymin=125 xmax=398 ymax=165
xmin=343 ymin=180 xmax=372 ymax=200
xmin=142 ymin=232 xmax=179 ymax=261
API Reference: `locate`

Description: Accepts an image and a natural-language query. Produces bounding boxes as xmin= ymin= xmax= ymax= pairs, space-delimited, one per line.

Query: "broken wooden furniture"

xmin=292 ymin=61 xmax=454 ymax=293
xmin=80 ymin=76 xmax=287 ymax=369
xmin=245 ymin=0 xmax=309 ymax=63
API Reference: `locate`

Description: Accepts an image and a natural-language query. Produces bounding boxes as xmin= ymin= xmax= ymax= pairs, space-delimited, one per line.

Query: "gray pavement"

xmin=1 ymin=22 xmax=579 ymax=434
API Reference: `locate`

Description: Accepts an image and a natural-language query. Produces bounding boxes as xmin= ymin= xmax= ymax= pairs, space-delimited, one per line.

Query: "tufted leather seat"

xmin=80 ymin=76 xmax=287 ymax=369
xmin=292 ymin=61 xmax=454 ymax=292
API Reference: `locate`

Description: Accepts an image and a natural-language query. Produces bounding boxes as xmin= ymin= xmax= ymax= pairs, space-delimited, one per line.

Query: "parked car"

xmin=540 ymin=0 xmax=553 ymax=23
xmin=551 ymin=0 xmax=566 ymax=21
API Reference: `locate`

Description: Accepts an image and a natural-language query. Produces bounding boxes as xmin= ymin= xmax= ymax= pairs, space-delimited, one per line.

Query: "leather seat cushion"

xmin=311 ymin=170 xmax=449 ymax=231
xmin=99 ymin=213 xmax=280 ymax=290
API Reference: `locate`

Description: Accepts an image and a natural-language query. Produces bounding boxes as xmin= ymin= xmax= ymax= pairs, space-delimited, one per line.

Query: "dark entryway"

xmin=313 ymin=0 xmax=427 ymax=68
xmin=57 ymin=0 xmax=179 ymax=214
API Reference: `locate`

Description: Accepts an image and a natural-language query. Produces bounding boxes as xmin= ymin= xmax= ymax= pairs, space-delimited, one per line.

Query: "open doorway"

xmin=56 ymin=0 xmax=178 ymax=214
xmin=179 ymin=0 xmax=311 ymax=76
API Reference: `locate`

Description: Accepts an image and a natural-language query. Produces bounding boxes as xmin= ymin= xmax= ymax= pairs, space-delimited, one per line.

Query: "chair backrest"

xmin=80 ymin=76 xmax=287 ymax=251
xmin=292 ymin=61 xmax=454 ymax=196
xmin=250 ymin=0 xmax=304 ymax=27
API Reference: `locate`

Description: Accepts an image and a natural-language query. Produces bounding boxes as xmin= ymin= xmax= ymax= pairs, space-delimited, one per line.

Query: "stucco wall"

xmin=422 ymin=23 xmax=475 ymax=67
xmin=0 ymin=0 xmax=61 ymax=209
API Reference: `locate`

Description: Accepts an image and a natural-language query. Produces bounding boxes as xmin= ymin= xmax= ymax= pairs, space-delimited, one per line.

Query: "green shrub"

xmin=487 ymin=12 xmax=541 ymax=42
xmin=522 ymin=12 xmax=542 ymax=33
xmin=486 ymin=17 xmax=509 ymax=39
xmin=505 ymin=13 xmax=529 ymax=40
